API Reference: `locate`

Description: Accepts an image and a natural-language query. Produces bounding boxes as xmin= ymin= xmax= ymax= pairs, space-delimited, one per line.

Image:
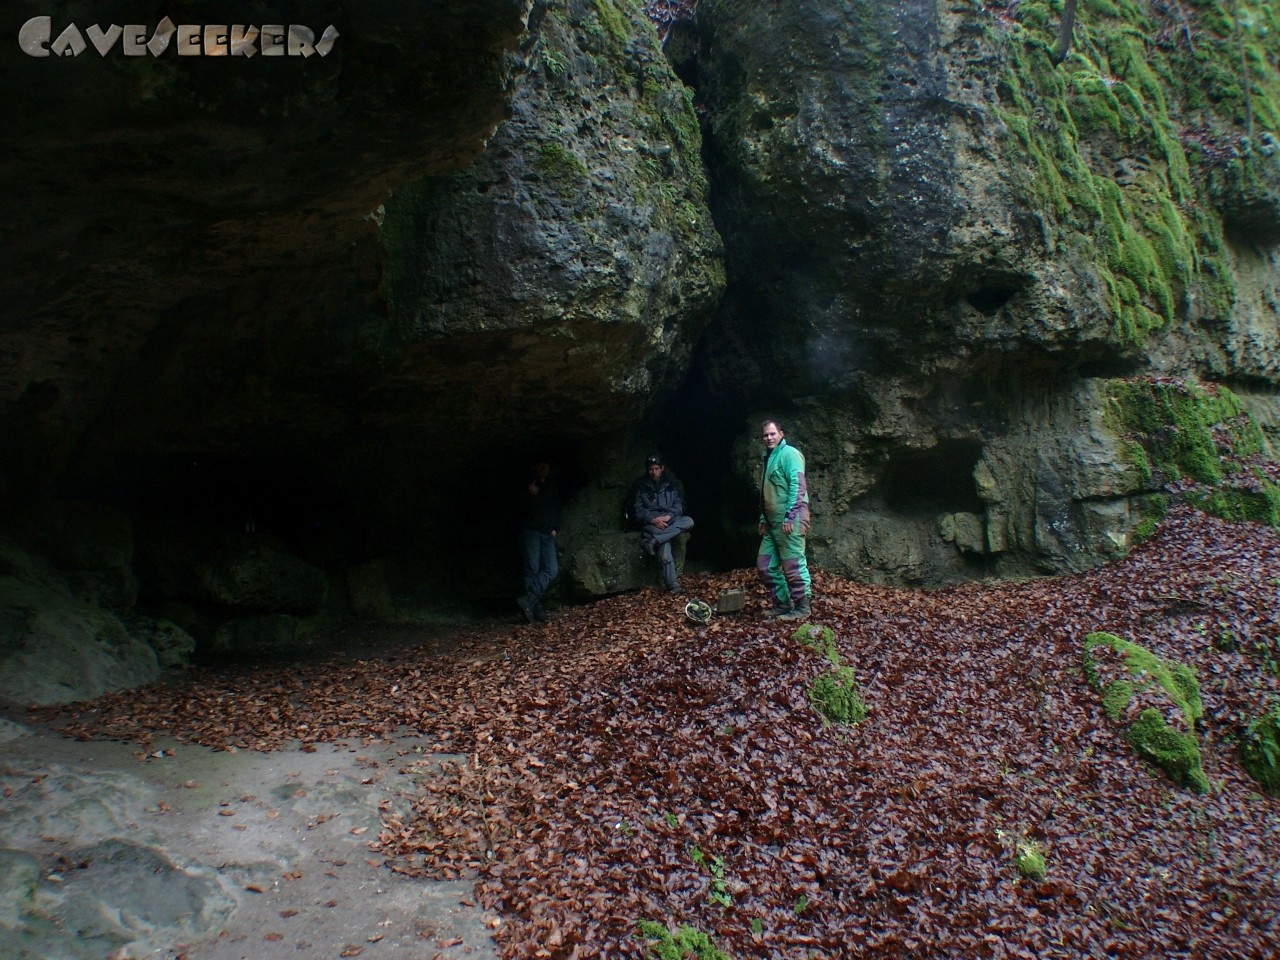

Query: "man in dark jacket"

xmin=518 ymin=461 xmax=560 ymax=622
xmin=632 ymin=453 xmax=694 ymax=593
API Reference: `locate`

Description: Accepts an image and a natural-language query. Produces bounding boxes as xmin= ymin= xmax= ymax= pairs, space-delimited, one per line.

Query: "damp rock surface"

xmin=0 ymin=716 xmax=499 ymax=960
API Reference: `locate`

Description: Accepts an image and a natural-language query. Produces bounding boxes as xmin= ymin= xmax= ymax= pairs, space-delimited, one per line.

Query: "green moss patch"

xmin=1083 ymin=631 xmax=1208 ymax=793
xmin=636 ymin=921 xmax=729 ymax=960
xmin=793 ymin=624 xmax=867 ymax=726
xmin=1131 ymin=493 xmax=1169 ymax=542
xmin=1187 ymin=482 xmax=1280 ymax=527
xmin=986 ymin=0 xmax=1280 ymax=341
xmin=1102 ymin=376 xmax=1279 ymax=529
xmin=1014 ymin=838 xmax=1047 ymax=881
xmin=1103 ymin=377 xmax=1260 ymax=485
xmin=592 ymin=0 xmax=632 ymax=49
xmin=537 ymin=143 xmax=589 ymax=184
xmin=1240 ymin=703 xmax=1280 ymax=795
xmin=792 ymin=623 xmax=837 ymax=654
xmin=808 ymin=665 xmax=869 ymax=726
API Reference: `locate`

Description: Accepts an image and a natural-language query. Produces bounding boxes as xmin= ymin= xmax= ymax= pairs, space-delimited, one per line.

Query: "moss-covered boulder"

xmin=793 ymin=625 xmax=867 ymax=726
xmin=1239 ymin=703 xmax=1280 ymax=795
xmin=1082 ymin=631 xmax=1208 ymax=793
xmin=1103 ymin=376 xmax=1280 ymax=528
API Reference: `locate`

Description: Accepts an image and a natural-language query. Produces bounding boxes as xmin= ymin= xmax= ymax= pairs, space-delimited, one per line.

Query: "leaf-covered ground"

xmin=42 ymin=507 xmax=1280 ymax=959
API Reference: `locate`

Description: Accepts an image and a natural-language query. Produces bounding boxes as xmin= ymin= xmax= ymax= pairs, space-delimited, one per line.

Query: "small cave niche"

xmin=880 ymin=440 xmax=985 ymax=516
xmin=965 ymin=285 xmax=1020 ymax=316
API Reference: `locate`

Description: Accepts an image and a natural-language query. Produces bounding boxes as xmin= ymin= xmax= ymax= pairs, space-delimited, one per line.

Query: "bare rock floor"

xmin=0 ymin=716 xmax=499 ymax=960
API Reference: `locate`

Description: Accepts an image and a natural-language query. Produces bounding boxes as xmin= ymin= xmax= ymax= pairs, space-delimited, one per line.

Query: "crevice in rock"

xmin=1076 ymin=358 xmax=1144 ymax=380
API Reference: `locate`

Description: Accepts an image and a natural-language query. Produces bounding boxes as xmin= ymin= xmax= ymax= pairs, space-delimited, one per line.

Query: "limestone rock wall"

xmin=0 ymin=1 xmax=536 ymax=487
xmin=0 ymin=1 xmax=726 ymax=681
xmin=700 ymin=0 xmax=1280 ymax=583
xmin=372 ymin=0 xmax=723 ymax=441
xmin=3 ymin=0 xmax=1280 ymax=685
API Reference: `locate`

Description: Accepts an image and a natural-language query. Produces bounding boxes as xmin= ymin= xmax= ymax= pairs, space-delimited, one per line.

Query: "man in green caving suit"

xmin=757 ymin=418 xmax=812 ymax=620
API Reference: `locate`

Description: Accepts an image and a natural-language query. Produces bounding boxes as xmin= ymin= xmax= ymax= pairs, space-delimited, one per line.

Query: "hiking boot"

xmin=640 ymin=535 xmax=657 ymax=557
xmin=516 ymin=595 xmax=535 ymax=623
xmin=762 ymin=603 xmax=792 ymax=619
xmin=668 ymin=582 xmax=685 ymax=595
xmin=778 ymin=598 xmax=813 ymax=621
xmin=533 ymin=604 xmax=550 ymax=622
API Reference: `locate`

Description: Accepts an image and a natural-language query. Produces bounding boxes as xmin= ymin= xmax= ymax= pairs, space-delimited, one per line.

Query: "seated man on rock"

xmin=632 ymin=453 xmax=694 ymax=594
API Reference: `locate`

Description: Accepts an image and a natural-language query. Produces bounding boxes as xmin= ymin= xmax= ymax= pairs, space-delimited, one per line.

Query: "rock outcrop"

xmin=1 ymin=1 xmax=536 ymax=487
xmin=2 ymin=1 xmax=1279 ymax=699
xmin=0 ymin=533 xmax=192 ymax=706
xmin=0 ymin=1 xmax=724 ymax=692
xmin=697 ymin=0 xmax=1280 ymax=582
xmin=375 ymin=0 xmax=723 ymax=442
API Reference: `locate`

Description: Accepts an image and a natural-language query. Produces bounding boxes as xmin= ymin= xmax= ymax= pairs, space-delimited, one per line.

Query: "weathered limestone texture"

xmin=0 ymin=2 xmax=536 ymax=486
xmin=0 ymin=537 xmax=173 ymax=706
xmin=702 ymin=0 xmax=1280 ymax=583
xmin=374 ymin=0 xmax=724 ymax=439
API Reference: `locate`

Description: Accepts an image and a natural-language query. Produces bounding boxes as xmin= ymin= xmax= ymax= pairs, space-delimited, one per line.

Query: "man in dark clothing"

xmin=518 ymin=461 xmax=560 ymax=622
xmin=632 ymin=453 xmax=694 ymax=593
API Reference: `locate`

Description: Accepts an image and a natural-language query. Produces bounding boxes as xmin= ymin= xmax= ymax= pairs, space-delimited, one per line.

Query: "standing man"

xmin=633 ymin=453 xmax=694 ymax=594
xmin=757 ymin=419 xmax=812 ymax=620
xmin=518 ymin=461 xmax=560 ymax=623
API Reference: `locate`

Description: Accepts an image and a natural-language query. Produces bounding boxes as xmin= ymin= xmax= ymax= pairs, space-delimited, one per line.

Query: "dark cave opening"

xmin=646 ymin=375 xmax=759 ymax=576
xmin=879 ymin=440 xmax=985 ymax=515
xmin=965 ymin=285 xmax=1019 ymax=316
xmin=66 ymin=437 xmax=601 ymax=622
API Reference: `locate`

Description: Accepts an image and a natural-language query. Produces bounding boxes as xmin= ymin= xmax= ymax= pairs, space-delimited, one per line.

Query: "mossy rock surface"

xmin=1126 ymin=707 xmax=1210 ymax=794
xmin=994 ymin=0 xmax=1280 ymax=341
xmin=1102 ymin=377 xmax=1280 ymax=529
xmin=1187 ymin=483 xmax=1280 ymax=528
xmin=808 ymin=665 xmax=868 ymax=726
xmin=1240 ymin=704 xmax=1280 ymax=795
xmin=1103 ymin=378 xmax=1259 ymax=485
xmin=1082 ymin=631 xmax=1208 ymax=793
